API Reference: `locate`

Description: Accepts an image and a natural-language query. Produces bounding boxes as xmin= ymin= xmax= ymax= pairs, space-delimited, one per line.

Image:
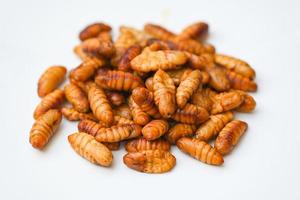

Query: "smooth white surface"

xmin=1 ymin=0 xmax=300 ymax=199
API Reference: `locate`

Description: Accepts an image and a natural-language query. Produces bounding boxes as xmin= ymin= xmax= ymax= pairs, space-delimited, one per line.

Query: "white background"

xmin=1 ymin=0 xmax=300 ymax=199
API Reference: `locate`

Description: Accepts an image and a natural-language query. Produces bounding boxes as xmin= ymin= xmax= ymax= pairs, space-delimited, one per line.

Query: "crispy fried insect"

xmin=30 ymin=109 xmax=62 ymax=149
xmin=64 ymin=84 xmax=90 ymax=113
xmin=172 ymin=103 xmax=209 ymax=124
xmin=81 ymin=38 xmax=115 ymax=58
xmin=207 ymin=67 xmax=231 ymax=92
xmin=97 ymin=31 xmax=112 ymax=41
xmin=79 ymin=22 xmax=111 ymax=41
xmin=177 ymin=137 xmax=223 ymax=165
xmin=195 ymin=111 xmax=233 ymax=141
xmin=78 ymin=120 xmax=108 ymax=135
xmin=113 ymin=104 xmax=132 ymax=120
xmin=179 ymin=22 xmax=209 ymax=41
xmin=38 ymin=66 xmax=66 ymax=97
xmin=70 ymin=57 xmax=105 ymax=82
xmin=68 ymin=132 xmax=113 ymax=166
xmin=176 ymin=70 xmax=202 ymax=108
xmin=125 ymin=138 xmax=170 ymax=152
xmin=215 ymin=54 xmax=255 ymax=79
xmin=142 ymin=120 xmax=169 ymax=140
xmin=61 ymin=107 xmax=97 ymax=122
xmin=166 ymin=123 xmax=196 ymax=144
xmin=95 ymin=69 xmax=144 ymax=91
xmin=153 ymin=69 xmax=176 ymax=118
xmin=102 ymin=142 xmax=120 ymax=151
xmin=191 ymin=87 xmax=216 ymax=112
xmin=166 ymin=68 xmax=193 ymax=86
xmin=211 ymin=91 xmax=244 ymax=114
xmin=226 ymin=71 xmax=257 ymax=92
xmin=33 ymin=89 xmax=65 ymax=119
xmin=74 ymin=45 xmax=89 ymax=60
xmin=170 ymin=37 xmax=214 ymax=55
xmin=123 ymin=150 xmax=176 ymax=173
xmin=185 ymin=52 xmax=214 ymax=70
xmin=118 ymin=45 xmax=142 ymax=71
xmin=215 ymin=120 xmax=247 ymax=155
xmin=144 ymin=23 xmax=176 ymax=41
xmin=131 ymin=50 xmax=187 ymax=72
xmin=105 ymin=91 xmax=125 ymax=106
xmin=145 ymin=77 xmax=154 ymax=91
xmin=146 ymin=38 xmax=178 ymax=51
xmin=128 ymin=96 xmax=150 ymax=125
xmin=114 ymin=115 xmax=134 ymax=125
xmin=201 ymin=71 xmax=210 ymax=84
xmin=88 ymin=84 xmax=114 ymax=126
xmin=234 ymin=90 xmax=256 ymax=112
xmin=132 ymin=87 xmax=161 ymax=118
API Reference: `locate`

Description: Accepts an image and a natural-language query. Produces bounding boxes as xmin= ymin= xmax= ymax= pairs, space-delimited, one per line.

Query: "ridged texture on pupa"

xmin=172 ymin=103 xmax=209 ymax=124
xmin=176 ymin=70 xmax=202 ymax=108
xmin=215 ymin=54 xmax=255 ymax=79
xmin=215 ymin=120 xmax=248 ymax=155
xmin=234 ymin=90 xmax=256 ymax=112
xmin=128 ymin=96 xmax=150 ymax=125
xmin=114 ymin=115 xmax=134 ymax=125
xmin=142 ymin=120 xmax=169 ymax=140
xmin=210 ymin=91 xmax=244 ymax=114
xmin=81 ymin=37 xmax=115 ymax=58
xmin=207 ymin=67 xmax=231 ymax=92
xmin=132 ymin=87 xmax=161 ymax=118
xmin=79 ymin=22 xmax=111 ymax=41
xmin=33 ymin=89 xmax=65 ymax=119
xmin=68 ymin=132 xmax=113 ymax=166
xmin=113 ymin=104 xmax=132 ymax=120
xmin=146 ymin=38 xmax=178 ymax=51
xmin=144 ymin=23 xmax=176 ymax=41
xmin=145 ymin=77 xmax=154 ymax=91
xmin=95 ymin=69 xmax=144 ymax=91
xmin=64 ymin=84 xmax=90 ymax=113
xmin=102 ymin=142 xmax=120 ymax=151
xmin=30 ymin=109 xmax=62 ymax=149
xmin=185 ymin=52 xmax=214 ymax=70
xmin=166 ymin=68 xmax=193 ymax=86
xmin=153 ymin=69 xmax=176 ymax=118
xmin=226 ymin=71 xmax=257 ymax=92
xmin=191 ymin=87 xmax=217 ymax=112
xmin=38 ymin=66 xmax=66 ymax=97
xmin=130 ymin=50 xmax=188 ymax=72
xmin=118 ymin=45 xmax=142 ymax=71
xmin=61 ymin=107 xmax=97 ymax=121
xmin=177 ymin=137 xmax=223 ymax=166
xmin=125 ymin=138 xmax=170 ymax=152
xmin=105 ymin=91 xmax=125 ymax=106
xmin=195 ymin=111 xmax=234 ymax=141
xmin=170 ymin=37 xmax=214 ymax=55
xmin=166 ymin=123 xmax=196 ymax=144
xmin=70 ymin=57 xmax=105 ymax=82
xmin=179 ymin=22 xmax=209 ymax=41
xmin=123 ymin=150 xmax=176 ymax=173
xmin=88 ymin=84 xmax=114 ymax=126
xmin=78 ymin=119 xmax=108 ymax=136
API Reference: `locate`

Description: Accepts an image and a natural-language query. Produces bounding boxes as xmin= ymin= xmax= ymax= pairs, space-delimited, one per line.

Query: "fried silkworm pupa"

xmin=226 ymin=71 xmax=257 ymax=92
xmin=144 ymin=23 xmax=176 ymax=41
xmin=132 ymin=87 xmax=161 ymax=118
xmin=172 ymin=103 xmax=209 ymax=124
xmin=118 ymin=45 xmax=142 ymax=71
xmin=215 ymin=120 xmax=248 ymax=155
xmin=30 ymin=109 xmax=62 ymax=149
xmin=145 ymin=77 xmax=154 ymax=91
xmin=191 ymin=87 xmax=217 ymax=112
xmin=68 ymin=132 xmax=113 ymax=166
xmin=113 ymin=104 xmax=132 ymax=120
xmin=79 ymin=22 xmax=111 ymax=41
xmin=234 ymin=90 xmax=256 ymax=112
xmin=146 ymin=38 xmax=178 ymax=51
xmin=125 ymin=138 xmax=170 ymax=152
xmin=142 ymin=120 xmax=169 ymax=140
xmin=37 ymin=66 xmax=67 ymax=97
xmin=123 ymin=150 xmax=176 ymax=173
xmin=177 ymin=137 xmax=223 ymax=165
xmin=207 ymin=66 xmax=231 ymax=92
xmin=114 ymin=115 xmax=134 ymax=125
xmin=70 ymin=57 xmax=105 ymax=82
xmin=176 ymin=69 xmax=202 ymax=108
xmin=195 ymin=111 xmax=233 ymax=141
xmin=215 ymin=54 xmax=255 ymax=79
xmin=88 ymin=84 xmax=114 ymax=126
xmin=33 ymin=89 xmax=65 ymax=119
xmin=105 ymin=90 xmax=125 ymax=106
xmin=128 ymin=96 xmax=150 ymax=125
xmin=179 ymin=22 xmax=209 ymax=41
xmin=210 ymin=91 xmax=244 ymax=114
xmin=184 ymin=52 xmax=214 ymax=70
xmin=153 ymin=69 xmax=176 ymax=118
xmin=64 ymin=84 xmax=90 ymax=113
xmin=95 ymin=69 xmax=144 ymax=91
xmin=81 ymin=38 xmax=115 ymax=58
xmin=200 ymin=71 xmax=210 ymax=84
xmin=166 ymin=68 xmax=193 ymax=86
xmin=61 ymin=107 xmax=97 ymax=122
xmin=78 ymin=119 xmax=108 ymax=136
xmin=131 ymin=50 xmax=187 ymax=72
xmin=102 ymin=142 xmax=120 ymax=151
xmin=74 ymin=45 xmax=89 ymax=60
xmin=166 ymin=123 xmax=197 ymax=144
